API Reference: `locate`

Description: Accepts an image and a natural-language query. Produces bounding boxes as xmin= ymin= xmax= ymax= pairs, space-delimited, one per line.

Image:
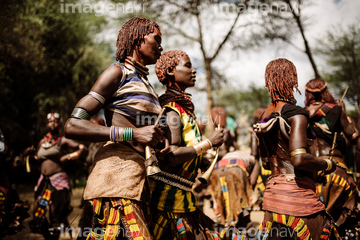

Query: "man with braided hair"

xmin=304 ymin=78 xmax=360 ymax=238
xmin=65 ymin=17 xmax=166 ymax=240
xmin=149 ymin=50 xmax=246 ymax=240
xmin=254 ymin=58 xmax=338 ymax=239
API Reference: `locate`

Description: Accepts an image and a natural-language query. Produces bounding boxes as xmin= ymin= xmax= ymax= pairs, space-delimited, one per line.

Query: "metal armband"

xmin=70 ymin=108 xmax=92 ymax=120
xmin=88 ymin=91 xmax=106 ymax=105
xmin=290 ymin=148 xmax=307 ymax=157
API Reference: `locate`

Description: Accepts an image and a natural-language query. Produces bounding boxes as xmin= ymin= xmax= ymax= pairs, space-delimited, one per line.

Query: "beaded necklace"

xmin=42 ymin=132 xmax=62 ymax=149
xmin=275 ymin=98 xmax=297 ymax=105
xmin=159 ymin=85 xmax=195 ymax=118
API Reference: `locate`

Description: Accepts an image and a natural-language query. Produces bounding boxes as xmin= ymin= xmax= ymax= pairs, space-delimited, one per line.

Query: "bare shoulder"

xmin=289 ymin=113 xmax=308 ymax=129
xmin=91 ymin=64 xmax=124 ymax=94
xmin=165 ymin=109 xmax=181 ymax=145
xmin=166 ymin=109 xmax=180 ymax=127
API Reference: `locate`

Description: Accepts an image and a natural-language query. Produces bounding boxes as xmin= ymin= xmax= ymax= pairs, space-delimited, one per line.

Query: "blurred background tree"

xmin=316 ymin=24 xmax=360 ymax=113
xmin=115 ymin=0 xmax=303 ymax=134
xmin=0 ymin=0 xmax=112 ymax=154
xmin=214 ymin=83 xmax=270 ymax=118
xmin=1 ymin=0 xmax=359 ymax=156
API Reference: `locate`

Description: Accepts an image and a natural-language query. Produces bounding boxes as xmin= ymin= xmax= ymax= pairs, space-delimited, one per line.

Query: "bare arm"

xmin=64 ymin=65 xmax=123 ymax=142
xmin=64 ymin=64 xmax=163 ymax=146
xmin=340 ymin=108 xmax=359 ymax=143
xmin=59 ymin=138 xmax=88 ymax=162
xmin=165 ymin=110 xmax=197 ymax=166
xmin=250 ymin=131 xmax=259 ymax=159
xmin=165 ymin=110 xmax=224 ymax=166
xmin=289 ymin=114 xmax=332 ymax=172
xmin=249 ymin=131 xmax=261 ymax=186
xmin=339 ymin=109 xmax=360 ymax=175
xmin=249 ymin=159 xmax=260 ymax=187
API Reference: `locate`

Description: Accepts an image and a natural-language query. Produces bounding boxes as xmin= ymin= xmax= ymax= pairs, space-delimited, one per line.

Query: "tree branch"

xmin=160 ymin=20 xmax=199 ymax=42
xmin=194 ymin=4 xmax=207 ymax=60
xmin=210 ymin=0 xmax=249 ymax=61
xmin=285 ymin=0 xmax=320 ymax=78
xmin=164 ymin=0 xmax=198 ymax=15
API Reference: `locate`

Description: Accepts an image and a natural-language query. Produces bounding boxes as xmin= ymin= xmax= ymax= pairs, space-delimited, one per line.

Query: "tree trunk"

xmin=286 ymin=0 xmax=320 ymax=79
xmin=204 ymin=59 xmax=214 ymax=136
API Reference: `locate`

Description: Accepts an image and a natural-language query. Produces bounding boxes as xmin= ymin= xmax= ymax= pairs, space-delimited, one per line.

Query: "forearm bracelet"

xmin=70 ymin=108 xmax=92 ymax=120
xmin=193 ymin=139 xmax=212 ymax=156
xmin=67 ymin=150 xmax=80 ymax=161
xmin=109 ymin=126 xmax=133 ymax=142
xmin=290 ymin=148 xmax=307 ymax=157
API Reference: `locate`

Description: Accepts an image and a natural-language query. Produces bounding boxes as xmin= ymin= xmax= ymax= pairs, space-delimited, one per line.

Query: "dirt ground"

xmin=4 ymin=182 xmax=264 ymax=240
xmin=4 ymin=182 xmax=84 ymax=240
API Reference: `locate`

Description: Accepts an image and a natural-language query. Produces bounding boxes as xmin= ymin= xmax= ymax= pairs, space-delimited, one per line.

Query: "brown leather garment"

xmin=209 ymin=166 xmax=252 ymax=228
xmin=262 ymin=174 xmax=325 ymax=216
xmin=84 ymin=141 xmax=146 ymax=201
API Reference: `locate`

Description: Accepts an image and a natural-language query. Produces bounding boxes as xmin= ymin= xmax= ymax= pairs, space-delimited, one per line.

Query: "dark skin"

xmin=248 ymin=132 xmax=261 ymax=187
xmin=64 ymin=28 xmax=166 ymax=150
xmin=260 ymin=101 xmax=336 ymax=181
xmin=37 ymin=118 xmax=88 ymax=176
xmin=218 ymin=128 xmax=239 ymax=159
xmin=163 ymin=55 xmax=224 ymax=166
xmin=306 ymin=101 xmax=360 ymax=178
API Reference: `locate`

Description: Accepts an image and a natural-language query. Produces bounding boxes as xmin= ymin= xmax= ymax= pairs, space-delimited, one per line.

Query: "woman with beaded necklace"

xmin=65 ymin=17 xmax=166 ymax=240
xmin=254 ymin=58 xmax=338 ymax=239
xmin=149 ymin=50 xmax=247 ymax=240
xmin=28 ymin=113 xmax=87 ymax=239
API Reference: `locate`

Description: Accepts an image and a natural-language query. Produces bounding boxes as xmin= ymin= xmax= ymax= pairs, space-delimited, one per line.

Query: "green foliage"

xmin=214 ymin=83 xmax=270 ymax=118
xmin=316 ymin=24 xmax=360 ymax=111
xmin=0 ymin=0 xmax=112 ymax=154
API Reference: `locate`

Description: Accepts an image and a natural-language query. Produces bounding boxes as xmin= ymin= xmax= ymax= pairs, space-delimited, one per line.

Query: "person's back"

xmin=258 ymin=103 xmax=316 ymax=179
xmin=255 ymin=58 xmax=337 ymax=240
xmin=304 ymin=78 xmax=360 ymax=238
xmin=209 ymin=150 xmax=257 ymax=228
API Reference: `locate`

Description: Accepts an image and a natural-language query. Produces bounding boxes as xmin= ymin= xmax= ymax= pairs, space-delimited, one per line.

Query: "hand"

xmin=133 ymin=125 xmax=164 ymax=147
xmin=155 ymin=137 xmax=170 ymax=161
xmin=24 ymin=146 xmax=36 ymax=156
xmin=208 ymin=129 xmax=224 ymax=148
xmin=316 ymin=171 xmax=327 ymax=185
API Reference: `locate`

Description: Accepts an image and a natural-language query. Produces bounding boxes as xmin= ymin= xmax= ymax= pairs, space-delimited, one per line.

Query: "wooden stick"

xmin=329 ymin=86 xmax=349 ymax=159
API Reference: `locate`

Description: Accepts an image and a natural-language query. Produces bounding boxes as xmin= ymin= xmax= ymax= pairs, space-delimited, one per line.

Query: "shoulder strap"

xmin=310 ymin=103 xmax=335 ymax=120
xmin=253 ymin=116 xmax=291 ymax=139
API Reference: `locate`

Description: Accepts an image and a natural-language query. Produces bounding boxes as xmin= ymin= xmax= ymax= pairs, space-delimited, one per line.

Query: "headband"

xmin=47 ymin=112 xmax=60 ymax=120
xmin=305 ymin=82 xmax=327 ymax=93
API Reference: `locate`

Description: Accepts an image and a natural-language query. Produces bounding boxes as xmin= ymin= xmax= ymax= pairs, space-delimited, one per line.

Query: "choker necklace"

xmin=125 ymin=57 xmax=149 ymax=77
xmin=275 ymin=98 xmax=297 ymax=105
xmin=42 ymin=132 xmax=62 ymax=149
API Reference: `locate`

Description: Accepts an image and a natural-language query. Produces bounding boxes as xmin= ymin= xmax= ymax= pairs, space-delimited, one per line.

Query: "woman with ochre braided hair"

xmin=304 ymin=78 xmax=360 ymax=238
xmin=65 ymin=17 xmax=166 ymax=240
xmin=28 ymin=113 xmax=87 ymax=240
xmin=253 ymin=58 xmax=339 ymax=239
xmin=149 ymin=50 xmax=246 ymax=240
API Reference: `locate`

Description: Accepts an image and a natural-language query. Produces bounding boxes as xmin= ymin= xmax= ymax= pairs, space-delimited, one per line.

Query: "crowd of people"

xmin=0 ymin=16 xmax=359 ymax=240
